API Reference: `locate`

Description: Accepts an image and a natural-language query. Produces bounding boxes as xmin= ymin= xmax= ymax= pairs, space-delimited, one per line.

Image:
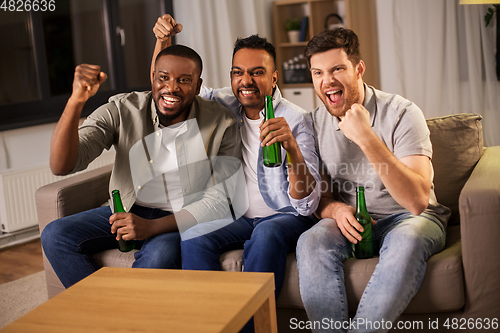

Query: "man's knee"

xmin=181 ymin=230 xmax=220 ymax=255
xmin=251 ymin=221 xmax=284 ymax=244
xmin=383 ymin=217 xmax=445 ymax=260
xmin=134 ymin=238 xmax=181 ymax=269
xmin=41 ymin=219 xmax=66 ymax=247
xmin=297 ymin=219 xmax=348 ymax=262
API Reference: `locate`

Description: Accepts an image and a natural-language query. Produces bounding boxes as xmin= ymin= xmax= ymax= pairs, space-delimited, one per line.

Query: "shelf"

xmin=273 ymin=0 xmax=380 ymax=89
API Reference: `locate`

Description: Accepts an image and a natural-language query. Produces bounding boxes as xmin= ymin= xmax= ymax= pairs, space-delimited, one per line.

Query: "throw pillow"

xmin=427 ymin=113 xmax=483 ymax=225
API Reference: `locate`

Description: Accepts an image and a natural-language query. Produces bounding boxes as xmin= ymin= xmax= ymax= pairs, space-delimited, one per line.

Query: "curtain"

xmin=173 ymin=0 xmax=274 ymax=89
xmin=393 ymin=0 xmax=499 ymax=147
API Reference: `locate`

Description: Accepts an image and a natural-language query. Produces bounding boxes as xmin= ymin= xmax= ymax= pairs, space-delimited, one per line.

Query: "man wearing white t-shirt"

xmin=152 ymin=15 xmax=320 ymax=300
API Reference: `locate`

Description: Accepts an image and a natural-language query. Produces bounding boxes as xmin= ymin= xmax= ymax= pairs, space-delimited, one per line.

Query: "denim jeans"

xmin=181 ymin=213 xmax=317 ymax=298
xmin=296 ymin=212 xmax=446 ymax=333
xmin=41 ymin=205 xmax=181 ymax=288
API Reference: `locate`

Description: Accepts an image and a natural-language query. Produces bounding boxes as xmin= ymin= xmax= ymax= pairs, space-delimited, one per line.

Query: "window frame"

xmin=0 ymin=0 xmax=174 ymax=131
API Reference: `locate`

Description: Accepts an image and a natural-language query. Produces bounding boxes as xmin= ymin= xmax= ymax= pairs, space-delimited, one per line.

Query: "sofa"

xmin=36 ymin=113 xmax=500 ymax=332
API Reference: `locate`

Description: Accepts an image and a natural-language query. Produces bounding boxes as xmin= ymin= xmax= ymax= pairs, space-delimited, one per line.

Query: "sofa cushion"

xmin=94 ymin=249 xmax=136 ymax=268
xmin=426 ymin=114 xmax=483 ymax=225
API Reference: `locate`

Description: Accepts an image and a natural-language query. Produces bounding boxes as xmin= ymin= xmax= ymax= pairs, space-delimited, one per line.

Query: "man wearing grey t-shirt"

xmin=296 ymin=28 xmax=451 ymax=332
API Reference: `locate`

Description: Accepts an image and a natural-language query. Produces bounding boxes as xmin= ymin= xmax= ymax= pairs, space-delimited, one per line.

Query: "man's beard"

xmin=154 ymin=101 xmax=188 ymax=127
xmin=325 ymin=82 xmax=360 ymax=118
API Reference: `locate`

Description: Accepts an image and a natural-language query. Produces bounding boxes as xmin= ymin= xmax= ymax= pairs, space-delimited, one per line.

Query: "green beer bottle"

xmin=262 ymin=95 xmax=282 ymax=167
xmin=354 ymin=186 xmax=374 ymax=259
xmin=111 ymin=190 xmax=135 ymax=252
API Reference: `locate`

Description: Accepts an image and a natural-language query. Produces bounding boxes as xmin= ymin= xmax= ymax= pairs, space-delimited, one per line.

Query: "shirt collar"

xmin=150 ymin=95 xmax=160 ymax=130
xmin=363 ymin=83 xmax=377 ymax=127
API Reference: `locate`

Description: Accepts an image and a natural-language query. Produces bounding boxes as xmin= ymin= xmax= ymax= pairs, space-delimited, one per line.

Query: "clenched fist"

xmin=71 ymin=64 xmax=107 ymax=103
xmin=153 ymin=14 xmax=183 ymax=41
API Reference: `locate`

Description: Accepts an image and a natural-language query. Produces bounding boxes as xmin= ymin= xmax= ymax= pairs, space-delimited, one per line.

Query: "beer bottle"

xmin=354 ymin=186 xmax=374 ymax=259
xmin=111 ymin=190 xmax=135 ymax=252
xmin=262 ymin=95 xmax=282 ymax=167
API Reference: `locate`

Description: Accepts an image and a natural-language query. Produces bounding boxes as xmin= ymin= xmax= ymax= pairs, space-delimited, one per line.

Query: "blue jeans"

xmin=41 ymin=205 xmax=181 ymax=288
xmin=296 ymin=212 xmax=446 ymax=333
xmin=181 ymin=213 xmax=317 ymax=298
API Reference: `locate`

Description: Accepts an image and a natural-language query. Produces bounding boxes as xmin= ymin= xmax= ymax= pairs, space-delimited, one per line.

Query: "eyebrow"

xmin=310 ymin=64 xmax=347 ymax=72
xmin=157 ymin=70 xmax=193 ymax=77
xmin=231 ymin=66 xmax=266 ymax=72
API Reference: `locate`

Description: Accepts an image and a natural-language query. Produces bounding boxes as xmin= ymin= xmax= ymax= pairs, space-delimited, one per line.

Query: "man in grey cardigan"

xmin=41 ymin=45 xmax=242 ymax=288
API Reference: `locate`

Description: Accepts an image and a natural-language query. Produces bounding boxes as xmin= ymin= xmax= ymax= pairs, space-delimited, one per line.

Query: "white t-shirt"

xmin=135 ymin=122 xmax=185 ymax=212
xmin=240 ymin=113 xmax=277 ymax=219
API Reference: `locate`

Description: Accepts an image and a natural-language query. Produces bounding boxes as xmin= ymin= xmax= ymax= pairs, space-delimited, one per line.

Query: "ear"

xmin=356 ymin=60 xmax=366 ymax=79
xmin=272 ymin=70 xmax=279 ymax=88
xmin=196 ymin=77 xmax=203 ymax=95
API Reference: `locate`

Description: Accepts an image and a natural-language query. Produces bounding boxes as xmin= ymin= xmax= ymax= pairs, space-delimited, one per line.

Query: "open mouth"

xmin=239 ymin=88 xmax=258 ymax=97
xmin=326 ymin=89 xmax=343 ymax=105
xmin=161 ymin=95 xmax=181 ymax=107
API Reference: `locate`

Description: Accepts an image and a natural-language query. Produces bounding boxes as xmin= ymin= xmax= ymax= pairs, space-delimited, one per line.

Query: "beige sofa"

xmin=36 ymin=114 xmax=500 ymax=332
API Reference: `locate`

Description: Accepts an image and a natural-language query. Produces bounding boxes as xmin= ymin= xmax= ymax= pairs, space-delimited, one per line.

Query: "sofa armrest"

xmin=35 ymin=164 xmax=113 ymax=233
xmin=459 ymin=146 xmax=500 ymax=318
xmin=35 ymin=164 xmax=113 ymax=298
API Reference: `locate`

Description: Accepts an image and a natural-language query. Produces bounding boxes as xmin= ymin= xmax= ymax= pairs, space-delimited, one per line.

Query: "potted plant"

xmin=285 ymin=17 xmax=301 ymax=43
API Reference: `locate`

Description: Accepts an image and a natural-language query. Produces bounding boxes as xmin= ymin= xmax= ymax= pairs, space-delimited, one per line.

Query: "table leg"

xmin=253 ymin=293 xmax=278 ymax=333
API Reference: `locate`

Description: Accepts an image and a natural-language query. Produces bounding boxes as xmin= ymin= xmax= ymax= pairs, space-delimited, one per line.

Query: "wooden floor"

xmin=0 ymin=239 xmax=44 ymax=284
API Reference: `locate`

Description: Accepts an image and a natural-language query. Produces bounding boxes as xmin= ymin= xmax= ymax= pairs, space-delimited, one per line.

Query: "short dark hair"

xmin=233 ymin=35 xmax=277 ymax=69
xmin=155 ymin=44 xmax=203 ymax=76
xmin=304 ymin=28 xmax=361 ymax=68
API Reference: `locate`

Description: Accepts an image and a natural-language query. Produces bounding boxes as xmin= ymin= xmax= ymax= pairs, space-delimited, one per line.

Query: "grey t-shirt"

xmin=311 ymin=84 xmax=450 ymax=228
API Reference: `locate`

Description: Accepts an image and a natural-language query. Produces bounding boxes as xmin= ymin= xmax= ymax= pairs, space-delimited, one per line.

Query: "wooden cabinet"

xmin=273 ymin=0 xmax=380 ymax=89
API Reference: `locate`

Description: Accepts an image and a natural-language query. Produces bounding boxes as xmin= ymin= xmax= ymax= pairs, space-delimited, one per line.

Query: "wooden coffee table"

xmin=2 ymin=267 xmax=277 ymax=332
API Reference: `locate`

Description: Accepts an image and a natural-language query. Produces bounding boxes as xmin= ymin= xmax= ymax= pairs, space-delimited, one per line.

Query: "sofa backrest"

xmin=426 ymin=113 xmax=483 ymax=225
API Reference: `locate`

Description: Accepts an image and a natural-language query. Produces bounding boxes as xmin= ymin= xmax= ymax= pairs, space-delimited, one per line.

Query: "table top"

xmin=2 ymin=267 xmax=276 ymax=333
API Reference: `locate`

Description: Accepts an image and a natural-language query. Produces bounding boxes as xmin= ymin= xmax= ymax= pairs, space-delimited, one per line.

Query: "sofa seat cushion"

xmin=94 ymin=249 xmax=137 ymax=268
xmin=427 ymin=114 xmax=483 ymax=225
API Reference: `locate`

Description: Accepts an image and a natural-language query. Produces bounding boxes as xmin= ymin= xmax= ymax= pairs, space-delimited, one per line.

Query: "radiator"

xmin=0 ymin=151 xmax=115 ymax=233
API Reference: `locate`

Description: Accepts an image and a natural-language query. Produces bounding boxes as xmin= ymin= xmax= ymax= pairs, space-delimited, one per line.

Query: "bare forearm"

xmin=287 ymin=147 xmax=316 ymax=199
xmin=358 ymin=135 xmax=430 ymax=215
xmin=151 ymin=38 xmax=170 ymax=84
xmin=51 ymin=64 xmax=107 ymax=175
xmin=316 ymin=196 xmax=346 ymax=220
xmin=148 ymin=209 xmax=195 ymax=238
xmin=49 ymin=98 xmax=85 ymax=175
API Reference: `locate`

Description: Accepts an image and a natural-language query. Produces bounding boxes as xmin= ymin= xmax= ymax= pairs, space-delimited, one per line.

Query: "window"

xmin=0 ymin=0 xmax=173 ymax=131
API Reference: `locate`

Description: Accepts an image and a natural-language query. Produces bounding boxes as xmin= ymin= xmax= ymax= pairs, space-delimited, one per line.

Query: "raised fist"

xmin=153 ymin=14 xmax=183 ymax=42
xmin=71 ymin=64 xmax=107 ymax=103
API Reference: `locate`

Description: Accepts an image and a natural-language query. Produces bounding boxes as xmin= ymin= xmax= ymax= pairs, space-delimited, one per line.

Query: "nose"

xmin=324 ymin=72 xmax=338 ymax=86
xmin=165 ymin=78 xmax=179 ymax=92
xmin=241 ymin=71 xmax=253 ymax=86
